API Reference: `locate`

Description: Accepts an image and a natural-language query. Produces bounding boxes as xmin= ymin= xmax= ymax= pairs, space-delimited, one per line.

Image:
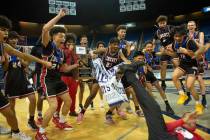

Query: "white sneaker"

xmin=12 ymin=132 xmax=32 ymax=140
xmin=0 ymin=126 xmax=11 ymax=135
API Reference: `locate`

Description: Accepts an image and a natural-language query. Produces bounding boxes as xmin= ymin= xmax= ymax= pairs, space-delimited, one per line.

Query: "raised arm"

xmin=42 ymin=8 xmax=67 ymax=47
xmin=4 ymin=43 xmax=52 ymax=68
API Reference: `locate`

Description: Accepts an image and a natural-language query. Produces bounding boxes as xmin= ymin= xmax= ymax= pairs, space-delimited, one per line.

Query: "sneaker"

xmin=12 ymin=132 xmax=32 ymax=140
xmin=35 ymin=131 xmax=48 ymax=140
xmin=52 ymin=116 xmax=59 ymax=125
xmin=105 ymin=114 xmax=115 ymax=125
xmin=202 ymin=97 xmax=207 ymax=108
xmin=117 ymin=110 xmax=127 ymax=120
xmin=126 ymin=106 xmax=133 ymax=114
xmin=161 ymin=82 xmax=167 ymax=91
xmin=100 ymin=101 xmax=104 ymax=108
xmin=184 ymin=96 xmax=192 ymax=105
xmin=177 ymin=94 xmax=188 ymax=105
xmin=76 ymin=113 xmax=84 ymax=124
xmin=69 ymin=112 xmax=78 ymax=117
xmin=36 ymin=117 xmax=43 ymax=126
xmin=28 ymin=120 xmax=38 ymax=130
xmin=135 ymin=110 xmax=144 ymax=117
xmin=0 ymin=126 xmax=10 ymax=135
xmin=195 ymin=103 xmax=204 ymax=115
xmin=166 ymin=105 xmax=175 ymax=115
xmin=55 ymin=122 xmax=73 ymax=131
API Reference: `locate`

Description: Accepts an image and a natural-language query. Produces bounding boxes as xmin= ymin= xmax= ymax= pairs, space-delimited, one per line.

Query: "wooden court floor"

xmin=0 ymin=85 xmax=210 ymax=140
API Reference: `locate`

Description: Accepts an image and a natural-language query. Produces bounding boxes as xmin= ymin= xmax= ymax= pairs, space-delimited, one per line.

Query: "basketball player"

xmin=30 ymin=37 xmax=45 ymax=125
xmin=95 ymin=41 xmax=105 ymax=108
xmin=116 ymin=25 xmax=142 ymax=116
xmin=35 ymin=9 xmax=79 ymax=140
xmin=75 ymin=41 xmax=106 ymax=123
xmin=0 ymin=15 xmax=51 ymax=140
xmin=139 ymin=42 xmax=175 ymax=114
xmin=78 ymin=35 xmax=94 ymax=110
xmin=56 ymin=33 xmax=79 ymax=117
xmin=5 ymin=31 xmax=38 ymax=131
xmin=184 ymin=21 xmax=207 ymax=108
xmin=171 ymin=25 xmax=204 ymax=115
xmin=153 ymin=15 xmax=180 ymax=91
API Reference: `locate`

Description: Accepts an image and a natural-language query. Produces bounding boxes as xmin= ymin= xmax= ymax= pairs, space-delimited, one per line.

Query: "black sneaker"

xmin=166 ymin=105 xmax=175 ymax=115
xmin=28 ymin=120 xmax=38 ymax=130
xmin=161 ymin=82 xmax=167 ymax=91
xmin=69 ymin=112 xmax=78 ymax=117
xmin=184 ymin=96 xmax=192 ymax=105
xmin=202 ymin=97 xmax=207 ymax=108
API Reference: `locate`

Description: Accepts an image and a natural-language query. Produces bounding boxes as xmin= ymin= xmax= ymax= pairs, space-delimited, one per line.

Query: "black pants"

xmin=124 ymin=71 xmax=177 ymax=140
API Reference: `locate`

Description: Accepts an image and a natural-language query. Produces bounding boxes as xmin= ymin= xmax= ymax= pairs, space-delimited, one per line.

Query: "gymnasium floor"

xmin=0 ymin=80 xmax=210 ymax=140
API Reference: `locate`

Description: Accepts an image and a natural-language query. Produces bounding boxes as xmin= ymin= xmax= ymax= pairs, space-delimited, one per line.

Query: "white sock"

xmin=195 ymin=101 xmax=200 ymax=105
xmin=39 ymin=127 xmax=45 ymax=134
xmin=59 ymin=114 xmax=66 ymax=123
xmin=178 ymin=90 xmax=185 ymax=95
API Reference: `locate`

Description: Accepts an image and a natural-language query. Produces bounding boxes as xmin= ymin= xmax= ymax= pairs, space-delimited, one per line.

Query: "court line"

xmin=116 ymin=123 xmax=140 ymax=140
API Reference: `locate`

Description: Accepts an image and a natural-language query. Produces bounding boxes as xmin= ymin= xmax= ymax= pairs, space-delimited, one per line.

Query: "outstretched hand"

xmin=58 ymin=8 xmax=67 ymax=17
xmin=45 ymin=61 xmax=53 ymax=69
xmin=183 ymin=111 xmax=198 ymax=123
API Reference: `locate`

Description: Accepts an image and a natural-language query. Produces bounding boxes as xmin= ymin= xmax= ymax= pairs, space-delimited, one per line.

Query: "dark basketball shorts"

xmin=160 ymin=54 xmax=179 ymax=63
xmin=42 ymin=80 xmax=68 ymax=98
xmin=178 ymin=61 xmax=198 ymax=75
xmin=5 ymin=80 xmax=34 ymax=99
xmin=0 ymin=91 xmax=10 ymax=110
xmin=145 ymin=71 xmax=158 ymax=84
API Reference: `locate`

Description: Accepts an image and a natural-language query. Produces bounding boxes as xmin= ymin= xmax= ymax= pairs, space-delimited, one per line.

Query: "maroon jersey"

xmin=102 ymin=48 xmax=121 ymax=70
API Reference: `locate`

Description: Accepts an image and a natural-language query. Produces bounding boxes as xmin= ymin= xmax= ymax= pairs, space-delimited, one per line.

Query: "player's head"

xmin=96 ymin=41 xmax=105 ymax=49
xmin=49 ymin=26 xmax=66 ymax=46
xmin=144 ymin=41 xmax=154 ymax=53
xmin=80 ymin=34 xmax=88 ymax=47
xmin=65 ymin=33 xmax=77 ymax=50
xmin=109 ymin=37 xmax=120 ymax=53
xmin=187 ymin=20 xmax=197 ymax=31
xmin=173 ymin=25 xmax=187 ymax=44
xmin=133 ymin=51 xmax=145 ymax=62
xmin=182 ymin=112 xmax=197 ymax=129
xmin=7 ymin=31 xmax=19 ymax=47
xmin=116 ymin=25 xmax=127 ymax=40
xmin=0 ymin=15 xmax=12 ymax=42
xmin=156 ymin=15 xmax=168 ymax=28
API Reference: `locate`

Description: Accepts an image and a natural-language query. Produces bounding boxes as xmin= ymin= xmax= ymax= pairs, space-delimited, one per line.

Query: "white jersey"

xmin=92 ymin=58 xmax=128 ymax=107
